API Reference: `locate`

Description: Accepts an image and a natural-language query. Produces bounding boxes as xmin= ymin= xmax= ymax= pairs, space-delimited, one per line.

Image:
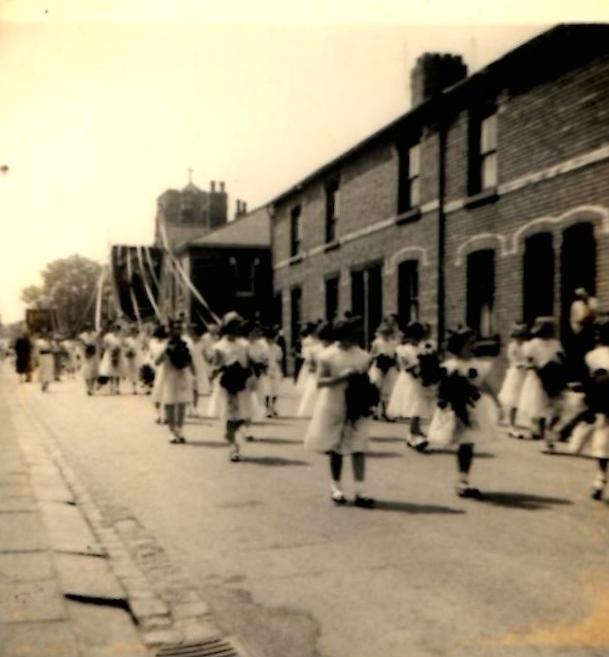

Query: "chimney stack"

xmin=210 ymin=180 xmax=216 ymax=192
xmin=410 ymin=53 xmax=467 ymax=107
xmin=219 ymin=181 xmax=225 ymax=193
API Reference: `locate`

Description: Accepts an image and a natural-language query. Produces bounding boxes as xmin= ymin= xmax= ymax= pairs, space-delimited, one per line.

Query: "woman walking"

xmin=304 ymin=318 xmax=378 ymax=508
xmin=34 ymin=327 xmax=55 ymax=392
xmin=79 ymin=323 xmax=100 ymax=396
xmin=498 ymin=322 xmax=529 ymax=438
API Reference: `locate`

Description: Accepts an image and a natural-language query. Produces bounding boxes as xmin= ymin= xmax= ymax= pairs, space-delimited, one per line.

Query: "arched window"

xmin=466 ymin=249 xmax=495 ymax=336
xmin=523 ymin=233 xmax=554 ymax=325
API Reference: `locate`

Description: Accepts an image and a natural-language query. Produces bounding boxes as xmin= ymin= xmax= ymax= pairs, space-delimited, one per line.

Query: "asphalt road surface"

xmin=5 ymin=366 xmax=609 ymax=657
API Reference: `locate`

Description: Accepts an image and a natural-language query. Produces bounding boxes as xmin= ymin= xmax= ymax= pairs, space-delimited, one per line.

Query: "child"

xmin=34 ymin=327 xmax=55 ymax=392
xmin=368 ymin=322 xmax=399 ymax=420
xmin=262 ymin=326 xmax=284 ymax=418
xmin=123 ymin=326 xmax=142 ymax=395
xmin=211 ymin=312 xmax=253 ymax=462
xmin=498 ymin=322 xmax=529 ymax=438
xmin=296 ymin=321 xmax=334 ymax=419
xmin=155 ymin=319 xmax=195 ymax=444
xmin=304 ymin=317 xmax=378 ymax=508
xmin=387 ymin=322 xmax=437 ymax=451
xmin=568 ymin=318 xmax=609 ymax=500
xmin=99 ymin=324 xmax=124 ymax=395
xmin=79 ymin=323 xmax=100 ymax=396
xmin=428 ymin=327 xmax=500 ymax=498
xmin=518 ymin=317 xmax=566 ymax=452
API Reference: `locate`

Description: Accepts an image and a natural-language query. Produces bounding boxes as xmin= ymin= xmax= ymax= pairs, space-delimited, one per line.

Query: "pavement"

xmin=2 ymin=365 xmax=609 ymax=657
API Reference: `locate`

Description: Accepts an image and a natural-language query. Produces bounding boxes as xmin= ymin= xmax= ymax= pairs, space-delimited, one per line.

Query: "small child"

xmin=369 ymin=322 xmax=399 ymax=421
xmin=498 ymin=322 xmax=529 ymax=438
xmin=428 ymin=327 xmax=500 ymax=498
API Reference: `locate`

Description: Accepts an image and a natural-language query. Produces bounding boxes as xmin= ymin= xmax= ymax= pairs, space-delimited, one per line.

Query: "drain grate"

xmin=156 ymin=637 xmax=245 ymax=657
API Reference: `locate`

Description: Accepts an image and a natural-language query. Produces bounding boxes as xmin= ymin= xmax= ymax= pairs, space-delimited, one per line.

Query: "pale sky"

xmin=0 ymin=0 xmax=606 ymax=323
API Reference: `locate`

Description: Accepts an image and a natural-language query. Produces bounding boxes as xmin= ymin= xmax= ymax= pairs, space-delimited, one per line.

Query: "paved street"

xmin=4 ymin=365 xmax=609 ymax=657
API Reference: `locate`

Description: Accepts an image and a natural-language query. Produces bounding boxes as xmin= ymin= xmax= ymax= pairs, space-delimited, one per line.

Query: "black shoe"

xmin=331 ymin=492 xmax=347 ymax=505
xmin=354 ymin=495 xmax=375 ymax=509
xmin=456 ymin=485 xmax=482 ymax=499
xmin=591 ymin=487 xmax=604 ymax=501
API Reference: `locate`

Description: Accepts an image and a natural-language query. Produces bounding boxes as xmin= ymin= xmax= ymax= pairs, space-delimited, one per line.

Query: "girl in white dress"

xmin=155 ymin=319 xmax=195 ymax=444
xmin=99 ymin=325 xmax=124 ymax=395
xmin=210 ymin=312 xmax=254 ymax=462
xmin=149 ymin=325 xmax=168 ymax=423
xmin=34 ymin=328 xmax=55 ymax=392
xmin=428 ymin=327 xmax=500 ymax=498
xmin=123 ymin=326 xmax=142 ymax=395
xmin=245 ymin=324 xmax=269 ymax=425
xmin=368 ymin=323 xmax=399 ymax=420
xmin=262 ymin=326 xmax=284 ymax=418
xmin=295 ymin=326 xmax=320 ymax=392
xmin=387 ymin=322 xmax=438 ymax=451
xmin=568 ymin=319 xmax=609 ymax=500
xmin=296 ymin=322 xmax=334 ymax=419
xmin=498 ymin=322 xmax=529 ymax=438
xmin=517 ymin=317 xmax=566 ymax=451
xmin=187 ymin=326 xmax=211 ymax=417
xmin=304 ymin=318 xmax=377 ymax=508
xmin=79 ymin=324 xmax=100 ymax=396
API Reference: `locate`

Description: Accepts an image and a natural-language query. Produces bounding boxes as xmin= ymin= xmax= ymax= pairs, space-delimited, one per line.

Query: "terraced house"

xmin=270 ymin=24 xmax=609 ymax=360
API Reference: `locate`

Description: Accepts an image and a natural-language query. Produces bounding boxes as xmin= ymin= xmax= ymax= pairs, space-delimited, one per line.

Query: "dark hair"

xmin=445 ymin=327 xmax=476 ymax=356
xmin=316 ymin=321 xmax=335 ymax=343
xmin=334 ymin=317 xmax=362 ymax=343
xmin=405 ymin=321 xmax=425 ymax=342
xmin=152 ymin=324 xmax=168 ymax=340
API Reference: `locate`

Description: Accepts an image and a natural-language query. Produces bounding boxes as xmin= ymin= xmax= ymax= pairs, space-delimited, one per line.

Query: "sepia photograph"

xmin=1 ymin=1 xmax=609 ymax=656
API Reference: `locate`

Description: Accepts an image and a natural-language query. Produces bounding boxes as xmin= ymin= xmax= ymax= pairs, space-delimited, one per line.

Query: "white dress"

xmin=156 ymin=341 xmax=192 ymax=406
xmin=265 ymin=342 xmax=283 ymax=398
xmin=498 ymin=340 xmax=527 ymax=409
xmin=79 ymin=331 xmax=100 ymax=381
xmin=368 ymin=337 xmax=398 ymax=403
xmin=150 ymin=338 xmax=167 ymax=404
xmin=517 ymin=338 xmax=564 ymax=424
xmin=99 ymin=333 xmax=124 ymax=378
xmin=387 ymin=343 xmax=434 ymax=420
xmin=123 ymin=336 xmax=142 ymax=384
xmin=188 ymin=337 xmax=211 ymax=395
xmin=569 ymin=346 xmax=609 ymax=459
xmin=210 ymin=337 xmax=252 ymax=423
xmin=304 ymin=344 xmax=371 ymax=455
xmin=35 ymin=338 xmax=54 ymax=384
xmin=296 ymin=342 xmax=324 ymax=418
xmin=296 ymin=336 xmax=320 ymax=392
xmin=428 ymin=357 xmax=498 ymax=447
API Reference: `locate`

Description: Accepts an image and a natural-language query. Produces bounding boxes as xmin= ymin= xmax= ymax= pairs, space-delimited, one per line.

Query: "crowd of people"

xmin=5 ymin=287 xmax=609 ymax=508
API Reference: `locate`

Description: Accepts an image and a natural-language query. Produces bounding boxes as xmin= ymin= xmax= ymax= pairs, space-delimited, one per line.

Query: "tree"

xmin=21 ymin=255 xmax=105 ymax=335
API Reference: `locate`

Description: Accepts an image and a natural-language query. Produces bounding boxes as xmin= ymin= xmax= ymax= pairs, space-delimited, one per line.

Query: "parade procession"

xmin=2 ymin=15 xmax=609 ymax=657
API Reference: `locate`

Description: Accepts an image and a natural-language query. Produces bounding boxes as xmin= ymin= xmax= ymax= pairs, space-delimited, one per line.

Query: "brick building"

xmin=270 ymin=24 xmax=609 ymax=368
xmin=154 ymin=180 xmax=230 ymax=250
xmin=167 ymin=205 xmax=273 ymax=325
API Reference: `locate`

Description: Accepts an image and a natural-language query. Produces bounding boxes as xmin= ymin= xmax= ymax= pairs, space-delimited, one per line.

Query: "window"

xmin=290 ymin=287 xmax=302 ymax=349
xmin=290 ymin=205 xmax=301 ymax=257
xmin=468 ymin=109 xmax=497 ymax=195
xmin=325 ymin=275 xmax=340 ymax=320
xmin=325 ymin=178 xmax=340 ymax=243
xmin=351 ymin=263 xmax=383 ymax=347
xmin=398 ymin=260 xmax=419 ymax=325
xmin=523 ymin=233 xmax=554 ymax=325
xmin=466 ymin=249 xmax=495 ymax=336
xmin=398 ymin=142 xmax=421 ymax=213
xmin=480 ymin=114 xmax=498 ymax=189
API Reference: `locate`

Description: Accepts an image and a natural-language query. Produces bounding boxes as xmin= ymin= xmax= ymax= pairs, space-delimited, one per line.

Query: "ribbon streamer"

xmin=135 ymin=245 xmax=162 ymax=321
xmin=126 ymin=248 xmax=142 ymax=330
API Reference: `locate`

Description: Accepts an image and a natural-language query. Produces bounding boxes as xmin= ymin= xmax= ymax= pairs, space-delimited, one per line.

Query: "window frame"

xmin=467 ymin=104 xmax=498 ymax=197
xmin=290 ymin=205 xmax=302 ymax=257
xmin=325 ymin=178 xmax=340 ymax=244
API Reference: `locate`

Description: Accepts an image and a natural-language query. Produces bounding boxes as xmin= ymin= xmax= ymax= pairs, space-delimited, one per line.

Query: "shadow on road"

xmin=182 ymin=440 xmax=228 ymax=448
xmin=479 ymin=491 xmax=573 ymax=510
xmin=370 ymin=436 xmax=405 ymax=444
xmin=239 ymin=456 xmax=311 ymax=467
xmin=426 ymin=448 xmax=496 ymax=459
xmin=366 ymin=451 xmax=403 ymax=459
xmin=374 ymin=500 xmax=465 ymax=515
xmin=248 ymin=437 xmax=303 ymax=446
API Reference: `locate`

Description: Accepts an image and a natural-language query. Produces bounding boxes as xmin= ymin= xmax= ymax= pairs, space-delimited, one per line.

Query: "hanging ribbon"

xmin=94 ymin=265 xmax=107 ymax=332
xmin=159 ymin=219 xmax=220 ymax=323
xmin=144 ymin=246 xmax=161 ymax=289
xmin=135 ymin=245 xmax=162 ymax=321
xmin=110 ymin=245 xmax=125 ymax=319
